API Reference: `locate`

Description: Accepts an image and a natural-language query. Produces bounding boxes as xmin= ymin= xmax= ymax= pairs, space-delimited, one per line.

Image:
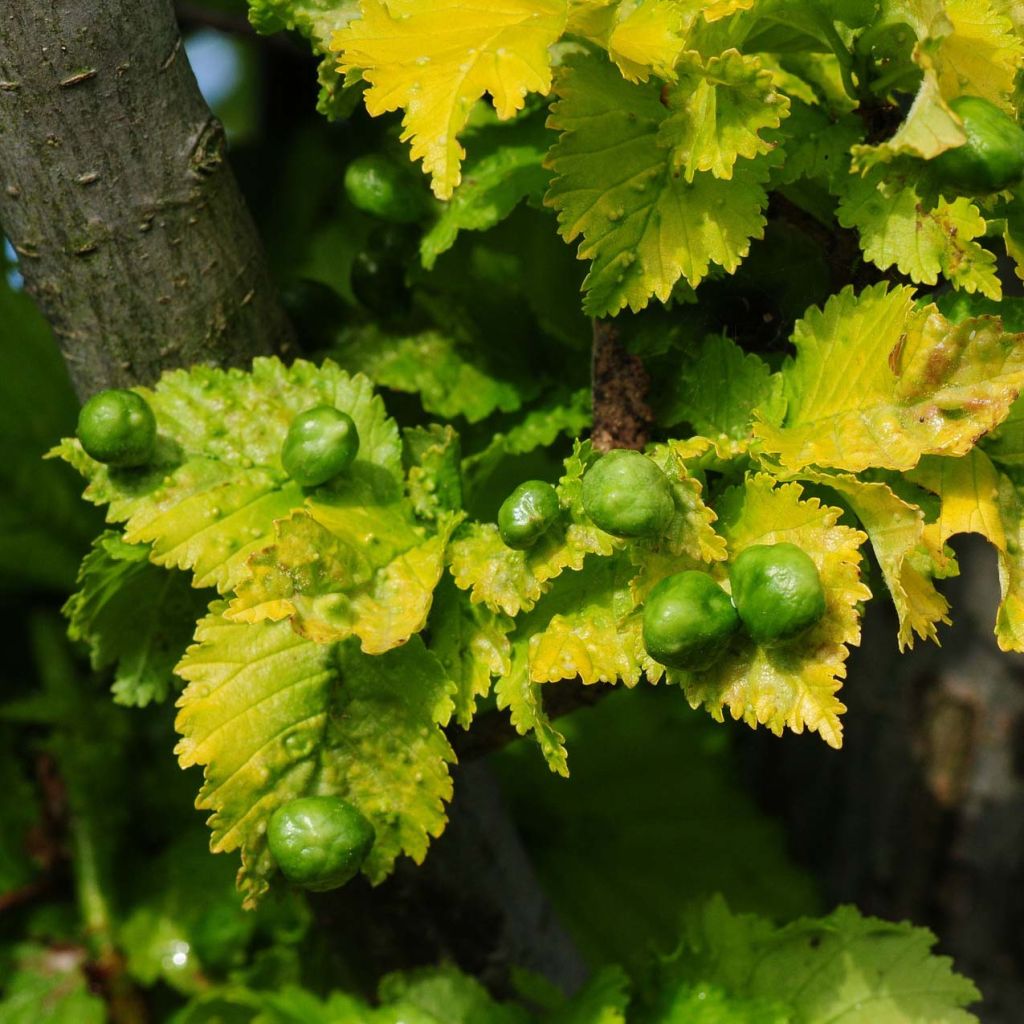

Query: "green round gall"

xmin=281 ymin=406 xmax=360 ymax=487
xmin=344 ymin=154 xmax=429 ymax=224
xmin=582 ymin=449 xmax=674 ymax=538
xmin=76 ymin=388 xmax=157 ymax=467
xmin=932 ymin=96 xmax=1024 ymax=194
xmin=642 ymin=571 xmax=740 ymax=671
xmin=268 ymin=796 xmax=375 ymax=891
xmin=729 ymin=542 xmax=826 ymax=646
xmin=498 ymin=480 xmax=561 ymax=549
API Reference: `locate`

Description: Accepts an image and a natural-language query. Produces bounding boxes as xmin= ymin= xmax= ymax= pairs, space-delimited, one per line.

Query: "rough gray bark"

xmin=0 ymin=0 xmax=291 ymax=398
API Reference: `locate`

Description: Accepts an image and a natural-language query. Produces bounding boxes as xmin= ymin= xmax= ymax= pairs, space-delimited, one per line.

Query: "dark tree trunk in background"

xmin=741 ymin=536 xmax=1024 ymax=1023
xmin=0 ymin=0 xmax=291 ymax=398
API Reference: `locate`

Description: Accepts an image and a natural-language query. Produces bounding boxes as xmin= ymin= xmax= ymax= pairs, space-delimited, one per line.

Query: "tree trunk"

xmin=0 ymin=0 xmax=291 ymax=398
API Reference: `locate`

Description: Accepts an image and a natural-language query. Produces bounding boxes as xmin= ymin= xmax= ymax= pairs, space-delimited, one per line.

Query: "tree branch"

xmin=0 ymin=0 xmax=292 ymax=398
xmin=590 ymin=318 xmax=652 ymax=453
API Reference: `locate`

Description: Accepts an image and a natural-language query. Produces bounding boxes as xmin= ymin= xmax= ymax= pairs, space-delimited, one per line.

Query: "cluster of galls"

xmin=496 ymin=449 xmax=826 ymax=673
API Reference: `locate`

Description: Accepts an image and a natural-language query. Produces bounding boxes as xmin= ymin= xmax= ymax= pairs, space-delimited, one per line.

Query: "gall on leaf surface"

xmin=332 ymin=0 xmax=568 ymax=199
xmin=544 ymin=52 xmax=773 ymax=317
xmin=175 ymin=610 xmax=454 ymax=906
xmin=50 ymin=358 xmax=401 ymax=595
xmin=753 ymin=283 xmax=1024 ymax=474
xmin=677 ymin=475 xmax=870 ymax=749
xmin=449 ymin=441 xmax=618 ymax=617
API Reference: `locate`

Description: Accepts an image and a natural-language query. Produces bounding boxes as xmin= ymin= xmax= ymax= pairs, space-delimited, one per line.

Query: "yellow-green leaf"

xmin=754 ymin=283 xmax=1024 ymax=473
xmin=333 ymin=0 xmax=567 ymax=199
xmin=175 ymin=611 xmax=454 ymax=905
xmin=681 ymin=475 xmax=870 ymax=748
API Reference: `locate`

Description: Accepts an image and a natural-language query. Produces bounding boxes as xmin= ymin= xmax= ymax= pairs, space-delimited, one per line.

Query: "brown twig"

xmin=590 ymin=318 xmax=653 ymax=453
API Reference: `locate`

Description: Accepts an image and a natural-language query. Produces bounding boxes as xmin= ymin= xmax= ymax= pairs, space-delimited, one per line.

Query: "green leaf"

xmin=405 ymin=424 xmax=464 ymax=522
xmin=420 ymin=114 xmax=553 ymax=269
xmin=428 ymin=577 xmax=512 ymax=728
xmin=0 ymin=945 xmax=106 ymax=1024
xmin=378 ymin=966 xmax=530 ymax=1024
xmin=774 ymin=100 xmax=862 ymax=186
xmin=663 ymin=896 xmax=981 ymax=1022
xmin=450 ymin=442 xmax=619 ymax=616
xmin=545 ymin=53 xmax=772 ymax=316
xmin=647 ymin=983 xmax=787 ymax=1024
xmin=658 ymin=334 xmax=781 ymax=439
xmin=754 ymin=283 xmax=1024 ymax=473
xmin=461 ymin=389 xmax=591 ymax=501
xmin=228 ymin=498 xmax=458 ymax=654
xmin=659 ymin=50 xmax=789 ymax=182
xmin=683 ymin=475 xmax=870 ymax=748
xmin=801 ymin=472 xmax=949 ymax=649
xmin=63 ymin=532 xmax=211 ymax=706
xmin=495 ymin=631 xmax=569 ymax=776
xmin=51 ymin=358 xmax=402 ymax=594
xmin=836 ymin=166 xmax=1000 ymax=299
xmin=175 ymin=610 xmax=454 ymax=904
xmin=334 ymin=325 xmax=525 ymax=424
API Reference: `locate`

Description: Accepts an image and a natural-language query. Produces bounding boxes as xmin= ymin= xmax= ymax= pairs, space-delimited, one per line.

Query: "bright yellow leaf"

xmin=334 ymin=0 xmax=568 ymax=198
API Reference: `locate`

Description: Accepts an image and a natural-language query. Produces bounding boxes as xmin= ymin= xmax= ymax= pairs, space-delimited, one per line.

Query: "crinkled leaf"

xmin=836 ymin=167 xmax=1000 ymax=298
xmin=175 ymin=610 xmax=454 ymax=904
xmin=805 ymin=473 xmax=949 ymax=649
xmin=524 ymin=555 xmax=649 ymax=687
xmin=404 ymin=424 xmax=464 ymax=522
xmin=63 ymin=532 xmax=211 ymax=706
xmin=450 ymin=442 xmax=618 ymax=616
xmin=334 ymin=325 xmax=524 ymax=423
xmin=908 ymin=450 xmax=1024 ymax=652
xmin=682 ymin=475 xmax=870 ymax=748
xmin=51 ymin=358 xmax=402 ymax=594
xmin=429 ymin=577 xmax=512 ymax=728
xmin=659 ymin=50 xmax=789 ymax=182
xmin=420 ymin=114 xmax=553 ymax=268
xmin=461 ymin=389 xmax=591 ymax=500
xmin=229 ymin=491 xmax=457 ymax=653
xmin=851 ymin=70 xmax=964 ymax=171
xmin=664 ymin=895 xmax=981 ymax=1022
xmin=658 ymin=333 xmax=781 ymax=440
xmin=495 ymin=633 xmax=569 ymax=775
xmin=333 ymin=0 xmax=567 ymax=198
xmin=545 ymin=53 xmax=771 ymax=316
xmin=754 ymin=283 xmax=1024 ymax=473
xmin=773 ymin=99 xmax=862 ymax=186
